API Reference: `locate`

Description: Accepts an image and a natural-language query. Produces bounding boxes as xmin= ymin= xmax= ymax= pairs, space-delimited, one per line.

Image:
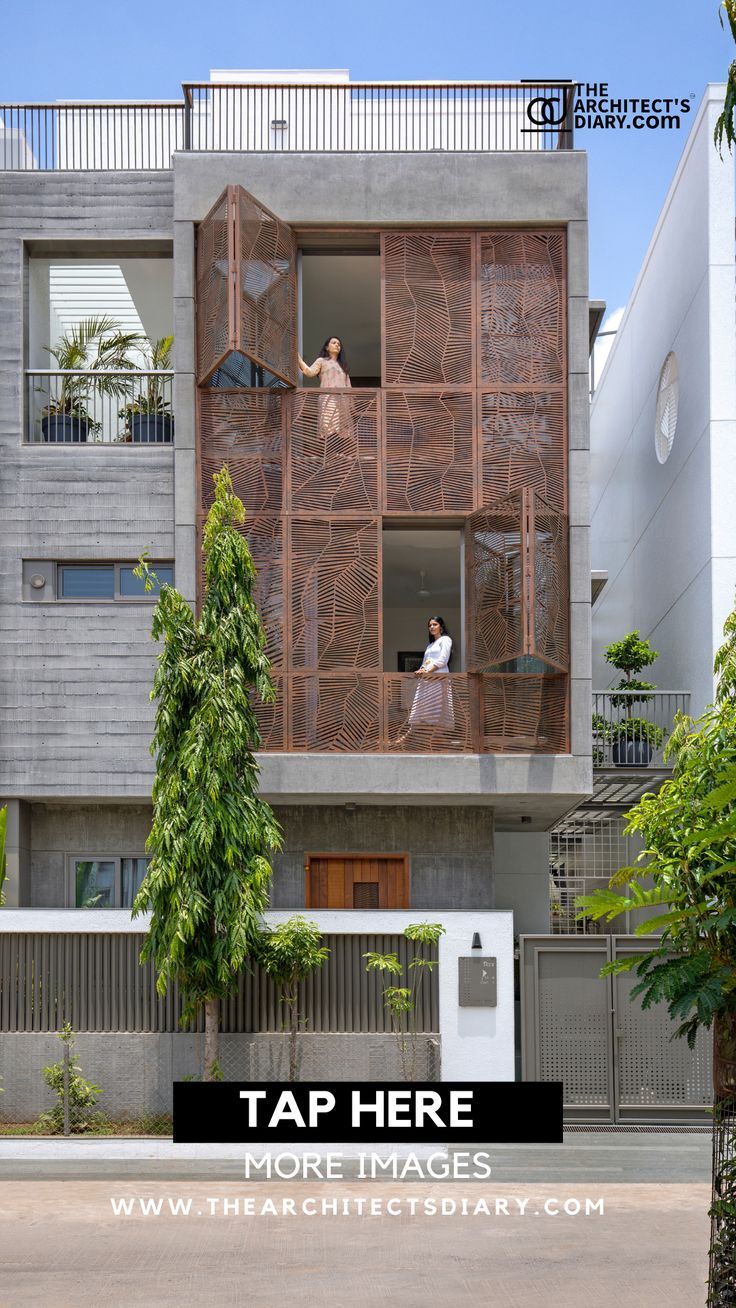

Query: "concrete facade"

xmin=590 ymin=87 xmax=736 ymax=716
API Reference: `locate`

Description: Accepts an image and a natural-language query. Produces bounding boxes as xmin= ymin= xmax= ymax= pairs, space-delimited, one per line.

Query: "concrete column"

xmin=2 ymin=799 xmax=31 ymax=907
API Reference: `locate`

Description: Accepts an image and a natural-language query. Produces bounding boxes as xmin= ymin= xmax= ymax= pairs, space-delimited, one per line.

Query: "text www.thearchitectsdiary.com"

xmin=110 ymin=1194 xmax=605 ymax=1218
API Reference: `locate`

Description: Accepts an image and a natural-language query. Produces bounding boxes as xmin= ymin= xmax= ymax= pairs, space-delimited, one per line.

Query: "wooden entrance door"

xmin=305 ymin=854 xmax=409 ymax=909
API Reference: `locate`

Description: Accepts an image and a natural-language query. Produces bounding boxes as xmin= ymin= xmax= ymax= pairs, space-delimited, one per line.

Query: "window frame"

xmin=45 ymin=561 xmax=174 ymax=603
xmin=67 ymin=853 xmax=151 ymax=909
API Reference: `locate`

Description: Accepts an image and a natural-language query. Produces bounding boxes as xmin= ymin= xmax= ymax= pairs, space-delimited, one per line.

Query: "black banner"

xmin=173 ymin=1081 xmax=563 ymax=1144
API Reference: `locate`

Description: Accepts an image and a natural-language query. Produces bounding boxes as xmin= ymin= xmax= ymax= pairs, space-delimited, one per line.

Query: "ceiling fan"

xmin=417 ymin=570 xmax=431 ymax=599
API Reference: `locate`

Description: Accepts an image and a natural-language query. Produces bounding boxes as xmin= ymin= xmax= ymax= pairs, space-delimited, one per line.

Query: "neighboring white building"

xmin=590 ymin=85 xmax=736 ymax=716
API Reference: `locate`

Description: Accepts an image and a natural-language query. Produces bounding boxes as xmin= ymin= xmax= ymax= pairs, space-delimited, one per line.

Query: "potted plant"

xmin=41 ymin=316 xmax=144 ymax=443
xmin=117 ymin=335 xmax=174 ymax=444
xmin=603 ymin=631 xmax=662 ymax=765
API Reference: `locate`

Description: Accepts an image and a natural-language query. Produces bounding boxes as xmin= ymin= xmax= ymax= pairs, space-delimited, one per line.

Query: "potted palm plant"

xmin=117 ymin=335 xmax=174 ymax=443
xmin=41 ymin=316 xmax=144 ymax=443
xmin=603 ymin=631 xmax=664 ymax=765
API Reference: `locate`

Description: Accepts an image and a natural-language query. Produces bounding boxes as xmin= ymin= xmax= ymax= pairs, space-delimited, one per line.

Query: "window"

xmin=71 ymin=856 xmax=150 ymax=908
xmin=23 ymin=561 xmax=174 ymax=602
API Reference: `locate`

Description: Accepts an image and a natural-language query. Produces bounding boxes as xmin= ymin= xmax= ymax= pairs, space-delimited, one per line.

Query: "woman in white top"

xmin=298 ymin=336 xmax=352 ymax=448
xmin=396 ymin=616 xmax=455 ymax=744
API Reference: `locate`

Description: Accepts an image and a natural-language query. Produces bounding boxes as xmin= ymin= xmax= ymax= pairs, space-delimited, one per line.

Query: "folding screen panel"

xmin=466 ymin=491 xmax=569 ymax=674
xmin=289 ymin=518 xmax=381 ymax=670
xmin=289 ymin=389 xmax=379 ymax=513
xmin=196 ymin=185 xmax=297 ymax=386
xmin=481 ymin=674 xmax=568 ymax=753
xmin=478 ymin=231 xmax=566 ymax=385
xmin=199 ymin=391 xmax=284 ymax=515
xmin=381 ymin=232 xmax=474 ymax=386
xmin=383 ymin=391 xmax=475 ymax=513
xmin=479 ymin=389 xmax=566 ymax=512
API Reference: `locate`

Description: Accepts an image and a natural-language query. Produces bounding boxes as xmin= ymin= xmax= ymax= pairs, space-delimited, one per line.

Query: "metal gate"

xmin=520 ymin=935 xmax=712 ymax=1123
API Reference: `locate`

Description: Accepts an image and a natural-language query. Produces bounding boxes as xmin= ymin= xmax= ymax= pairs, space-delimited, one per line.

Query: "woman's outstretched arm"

xmin=298 ymin=354 xmax=322 ymax=377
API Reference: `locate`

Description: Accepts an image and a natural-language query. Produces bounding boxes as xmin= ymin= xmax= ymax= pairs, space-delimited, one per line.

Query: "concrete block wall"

xmin=269 ymin=804 xmax=494 ymax=910
xmin=28 ymin=803 xmax=153 ymax=907
xmin=0 ymin=173 xmax=175 ymax=798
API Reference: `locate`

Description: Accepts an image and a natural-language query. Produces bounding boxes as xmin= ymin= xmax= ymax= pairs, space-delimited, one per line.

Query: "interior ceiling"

xmin=382 ymin=530 xmax=461 ymax=607
xmin=301 ymin=254 xmax=381 ymax=378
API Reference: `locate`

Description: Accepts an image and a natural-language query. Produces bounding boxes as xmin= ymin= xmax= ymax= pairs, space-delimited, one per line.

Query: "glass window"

xmin=121 ymin=857 xmax=150 ymax=907
xmin=75 ymin=860 xmax=116 ymax=908
xmin=119 ymin=566 xmax=173 ymax=597
xmin=60 ymin=565 xmax=115 ymax=599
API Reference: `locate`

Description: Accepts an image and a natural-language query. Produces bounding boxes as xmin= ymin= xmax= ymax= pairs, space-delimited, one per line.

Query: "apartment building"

xmin=0 ymin=71 xmax=594 ymax=1100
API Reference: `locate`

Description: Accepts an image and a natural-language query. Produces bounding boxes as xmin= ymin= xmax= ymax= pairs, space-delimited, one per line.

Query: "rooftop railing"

xmin=0 ymin=81 xmax=575 ymax=169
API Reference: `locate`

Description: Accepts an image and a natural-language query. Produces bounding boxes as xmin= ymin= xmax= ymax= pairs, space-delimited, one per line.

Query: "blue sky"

xmin=1 ymin=0 xmax=731 ymax=316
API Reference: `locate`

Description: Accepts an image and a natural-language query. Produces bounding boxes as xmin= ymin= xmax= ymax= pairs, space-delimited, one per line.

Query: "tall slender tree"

xmin=133 ymin=468 xmax=281 ymax=1080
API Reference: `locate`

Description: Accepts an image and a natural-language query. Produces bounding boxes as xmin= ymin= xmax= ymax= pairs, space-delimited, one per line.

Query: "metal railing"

xmin=1 ymin=81 xmax=575 ymax=169
xmin=592 ymin=690 xmax=691 ymax=769
xmin=25 ymin=370 xmax=174 ymax=445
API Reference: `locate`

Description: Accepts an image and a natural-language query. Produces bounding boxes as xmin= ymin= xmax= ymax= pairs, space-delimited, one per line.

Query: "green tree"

xmin=715 ymin=0 xmax=736 ymax=155
xmin=0 ymin=805 xmax=7 ymax=906
xmin=133 ymin=467 xmax=282 ymax=1081
xmin=256 ymin=916 xmax=330 ymax=1081
xmin=364 ymin=923 xmax=445 ymax=1081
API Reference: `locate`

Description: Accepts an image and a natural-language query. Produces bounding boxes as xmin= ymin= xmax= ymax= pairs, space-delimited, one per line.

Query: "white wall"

xmin=590 ymin=87 xmax=736 ymax=716
xmin=494 ymin=833 xmax=550 ymax=936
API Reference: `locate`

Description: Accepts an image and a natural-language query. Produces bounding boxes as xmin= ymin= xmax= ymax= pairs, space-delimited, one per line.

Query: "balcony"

xmin=0 ymin=80 xmax=575 ymax=170
xmin=25 ymin=370 xmax=174 ymax=445
xmin=585 ymin=689 xmax=691 ymax=813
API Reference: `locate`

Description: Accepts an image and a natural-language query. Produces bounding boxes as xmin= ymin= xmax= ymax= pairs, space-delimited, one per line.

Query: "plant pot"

xmin=612 ymin=738 xmax=653 ymax=766
xmin=129 ymin=415 xmax=173 ymax=444
xmin=41 ymin=414 xmax=88 ymax=444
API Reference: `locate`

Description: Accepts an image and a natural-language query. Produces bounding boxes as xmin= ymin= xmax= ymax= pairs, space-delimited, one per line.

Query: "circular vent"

xmin=655 ymin=352 xmax=679 ymax=464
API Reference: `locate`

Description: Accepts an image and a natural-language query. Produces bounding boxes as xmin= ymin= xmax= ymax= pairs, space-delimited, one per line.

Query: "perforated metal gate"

xmin=520 ymin=935 xmax=712 ymax=1123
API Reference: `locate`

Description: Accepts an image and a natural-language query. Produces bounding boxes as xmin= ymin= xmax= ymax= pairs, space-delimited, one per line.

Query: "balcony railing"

xmin=251 ymin=671 xmax=569 ymax=755
xmin=0 ymin=82 xmax=575 ymax=169
xmin=25 ymin=370 xmax=174 ymax=445
xmin=592 ymin=691 xmax=691 ymax=769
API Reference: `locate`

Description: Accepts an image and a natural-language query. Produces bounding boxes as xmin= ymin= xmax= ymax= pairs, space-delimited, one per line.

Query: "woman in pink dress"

xmin=297 ymin=336 xmax=351 ymax=446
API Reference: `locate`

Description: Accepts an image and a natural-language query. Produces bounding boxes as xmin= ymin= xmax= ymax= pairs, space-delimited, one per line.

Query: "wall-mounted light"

xmin=471 ymin=932 xmax=482 ymax=950
xmin=520 ymin=815 xmax=532 ymax=824
xmin=271 ymin=119 xmax=288 ymax=130
xmin=29 ymin=574 xmax=46 ymax=589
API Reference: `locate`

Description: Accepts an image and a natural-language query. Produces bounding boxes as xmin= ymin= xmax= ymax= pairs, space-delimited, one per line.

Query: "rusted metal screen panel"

xmin=290 ymin=673 xmax=382 ymax=752
xmin=199 ymin=390 xmax=284 ymax=514
xmin=466 ymin=495 xmax=524 ymax=671
xmin=235 ymin=186 xmax=297 ymax=386
xmin=195 ymin=187 xmax=234 ymax=384
xmin=382 ymin=232 xmax=474 ymax=386
xmin=481 ymin=674 xmax=568 ymax=753
xmin=478 ymin=230 xmax=566 ymax=385
xmin=251 ymin=674 xmax=286 ymax=752
xmin=480 ymin=390 xmax=566 ymax=512
xmin=288 ymin=390 xmax=379 ymax=512
xmin=532 ymin=493 xmax=569 ymax=673
xmin=384 ymin=391 xmax=475 ymax=512
xmin=384 ymin=673 xmax=474 ymax=752
xmin=0 ymin=933 xmax=436 ymax=1034
xmin=289 ymin=518 xmax=380 ymax=669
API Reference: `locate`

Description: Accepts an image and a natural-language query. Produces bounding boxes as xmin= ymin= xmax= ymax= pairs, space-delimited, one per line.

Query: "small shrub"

xmin=37 ymin=1024 xmax=107 ymax=1135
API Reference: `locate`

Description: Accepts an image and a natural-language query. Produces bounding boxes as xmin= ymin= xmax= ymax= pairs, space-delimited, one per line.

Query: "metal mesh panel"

xmin=290 ymin=673 xmax=382 ymax=752
xmin=199 ymin=390 xmax=284 ymax=514
xmin=196 ymin=188 xmax=232 ymax=383
xmin=479 ymin=230 xmax=566 ymax=385
xmin=384 ymin=391 xmax=474 ymax=512
xmin=480 ymin=390 xmax=566 ymax=511
xmin=382 ymin=232 xmax=474 ymax=386
xmin=289 ymin=518 xmax=380 ymax=669
xmin=288 ymin=389 xmax=379 ymax=512
xmin=549 ymin=818 xmax=632 ymax=935
xmin=384 ymin=673 xmax=474 ymax=752
xmin=536 ymin=946 xmax=612 ymax=1108
xmin=481 ymin=674 xmax=568 ymax=753
xmin=613 ymin=964 xmax=712 ymax=1109
xmin=235 ymin=186 xmax=297 ymax=385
